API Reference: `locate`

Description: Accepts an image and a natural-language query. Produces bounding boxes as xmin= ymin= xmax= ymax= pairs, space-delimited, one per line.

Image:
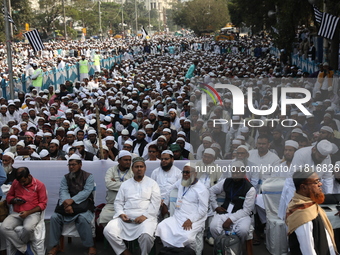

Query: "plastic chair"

xmin=261 ymin=178 xmax=288 ymax=255
xmin=59 ymin=183 xmax=96 ymax=252
xmin=6 ymin=210 xmax=46 ymax=255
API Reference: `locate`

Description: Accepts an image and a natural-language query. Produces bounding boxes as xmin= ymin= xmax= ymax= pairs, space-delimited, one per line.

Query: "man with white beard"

xmin=4 ymin=135 xmax=18 ymax=154
xmin=156 ymin=163 xmax=209 ymax=251
xmin=2 ymin=152 xmax=16 ymax=185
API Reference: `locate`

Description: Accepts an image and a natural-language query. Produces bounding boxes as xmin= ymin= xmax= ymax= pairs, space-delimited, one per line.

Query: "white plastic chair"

xmin=169 ymin=188 xmax=204 ymax=255
xmin=261 ymin=178 xmax=288 ymax=255
xmin=6 ymin=210 xmax=46 ymax=255
xmin=59 ymin=183 xmax=96 ymax=252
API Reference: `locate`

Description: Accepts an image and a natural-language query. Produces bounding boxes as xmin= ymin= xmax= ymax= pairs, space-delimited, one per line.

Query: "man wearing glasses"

xmin=278 ymin=139 xmax=335 ymax=220
xmin=156 ymin=163 xmax=209 ymax=252
xmin=286 ymin=169 xmax=336 ymax=254
xmin=48 ymin=154 xmax=96 ymax=255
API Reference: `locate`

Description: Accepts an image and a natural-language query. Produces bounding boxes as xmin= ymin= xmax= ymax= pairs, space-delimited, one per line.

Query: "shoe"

xmin=25 ymin=243 xmax=34 ymax=255
xmin=47 ymin=245 xmax=60 ymax=255
xmin=88 ymin=246 xmax=97 ymax=255
xmin=205 ymin=237 xmax=214 ymax=246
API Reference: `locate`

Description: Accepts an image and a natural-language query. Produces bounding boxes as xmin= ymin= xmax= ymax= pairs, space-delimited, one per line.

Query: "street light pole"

xmin=3 ymin=0 xmax=14 ymax=99
xmin=99 ymin=0 xmax=102 ymax=39
xmin=135 ymin=0 xmax=138 ymax=35
xmin=62 ymin=0 xmax=67 ymax=39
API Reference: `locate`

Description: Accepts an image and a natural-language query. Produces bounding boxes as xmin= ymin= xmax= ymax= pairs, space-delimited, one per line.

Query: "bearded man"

xmin=2 ymin=152 xmax=17 ymax=185
xmin=286 ymin=169 xmax=337 ymax=254
xmin=156 ymin=163 xmax=209 ymax=251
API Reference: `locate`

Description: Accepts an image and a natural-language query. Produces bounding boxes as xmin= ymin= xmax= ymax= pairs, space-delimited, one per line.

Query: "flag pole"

xmin=3 ymin=0 xmax=14 ymax=100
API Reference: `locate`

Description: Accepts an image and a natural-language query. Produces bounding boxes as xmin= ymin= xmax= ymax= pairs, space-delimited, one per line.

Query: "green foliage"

xmin=172 ymin=0 xmax=230 ymax=35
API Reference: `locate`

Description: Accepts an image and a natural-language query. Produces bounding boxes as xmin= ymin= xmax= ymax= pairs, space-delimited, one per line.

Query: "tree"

xmin=172 ymin=0 xmax=230 ymax=35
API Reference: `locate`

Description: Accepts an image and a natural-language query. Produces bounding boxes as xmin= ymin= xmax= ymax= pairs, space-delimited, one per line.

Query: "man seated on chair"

xmin=103 ymin=157 xmax=161 ymax=255
xmin=209 ymin=161 xmax=256 ymax=242
xmin=0 ymin=167 xmax=47 ymax=255
xmin=47 ymin=154 xmax=96 ymax=255
xmin=98 ymin=150 xmax=133 ymax=226
xmin=155 ymin=163 xmax=209 ymax=250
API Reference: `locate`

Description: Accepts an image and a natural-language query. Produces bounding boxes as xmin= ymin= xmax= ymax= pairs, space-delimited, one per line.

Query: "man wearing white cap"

xmin=132 ymin=130 xmax=149 ymax=157
xmin=63 ymin=131 xmax=76 ymax=153
xmin=209 ymin=161 xmax=256 ymax=242
xmin=151 ymin=150 xmax=182 ymax=217
xmin=2 ymin=152 xmax=16 ymax=185
xmin=84 ymin=129 xmax=99 ymax=155
xmin=248 ymin=135 xmax=281 ymax=188
xmin=240 ymin=126 xmax=255 ymax=150
xmin=99 ymin=150 xmax=134 ymax=225
xmin=195 ymin=148 xmax=222 ymax=189
xmin=277 ymin=140 xmax=299 ymax=178
xmin=278 ymin=139 xmax=335 ymax=220
xmin=103 ymin=157 xmax=161 ymax=255
xmin=49 ymin=139 xmax=65 ymax=160
xmin=48 ymin=154 xmax=96 ymax=255
xmin=196 ymin=136 xmax=213 ymax=160
xmin=73 ymin=141 xmax=99 ymax=161
xmin=156 ymin=163 xmax=209 ymax=252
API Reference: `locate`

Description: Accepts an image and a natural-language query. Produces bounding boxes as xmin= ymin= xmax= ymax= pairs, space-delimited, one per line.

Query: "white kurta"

xmin=156 ymin=180 xmax=209 ymax=247
xmin=278 ymin=146 xmax=333 ymax=220
xmin=108 ymin=176 xmax=161 ymax=241
xmin=248 ymin=149 xmax=281 ymax=182
xmin=151 ymin=166 xmax=182 ymax=198
xmin=294 ymin=221 xmax=336 ymax=255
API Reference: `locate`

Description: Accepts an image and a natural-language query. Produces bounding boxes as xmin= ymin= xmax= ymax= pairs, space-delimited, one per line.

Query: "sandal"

xmin=88 ymin=247 xmax=97 ymax=255
xmin=47 ymin=245 xmax=60 ymax=255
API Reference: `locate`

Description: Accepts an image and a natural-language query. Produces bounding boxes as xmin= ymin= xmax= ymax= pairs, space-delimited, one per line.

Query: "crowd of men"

xmin=0 ymin=34 xmax=339 ymax=255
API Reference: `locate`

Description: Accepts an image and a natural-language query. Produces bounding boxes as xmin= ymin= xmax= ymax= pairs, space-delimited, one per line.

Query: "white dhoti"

xmin=156 ymin=216 xmax=204 ymax=249
xmin=103 ymin=217 xmax=156 ymax=255
xmin=210 ymin=213 xmax=251 ymax=242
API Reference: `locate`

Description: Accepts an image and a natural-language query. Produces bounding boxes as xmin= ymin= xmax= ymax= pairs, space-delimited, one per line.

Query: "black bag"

xmin=214 ymin=232 xmax=242 ymax=255
xmin=54 ymin=198 xmax=95 ymax=217
xmin=158 ymin=246 xmax=195 ymax=255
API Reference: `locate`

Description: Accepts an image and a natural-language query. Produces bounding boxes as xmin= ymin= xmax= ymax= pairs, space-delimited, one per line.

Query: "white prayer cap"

xmin=324 ymin=113 xmax=332 ymax=119
xmin=145 ymin=124 xmax=154 ymax=129
xmin=44 ymin=132 xmax=52 ymax=137
xmin=28 ymin=144 xmax=37 ymax=150
xmin=204 ymin=148 xmax=215 ymax=156
xmin=67 ymin=131 xmax=75 ymax=136
xmin=39 ymin=149 xmax=49 ymax=158
xmin=100 ymin=124 xmax=107 ymax=129
xmin=3 ymin=152 xmax=14 ymax=160
xmin=237 ymin=145 xmax=249 ymax=152
xmin=203 ymin=136 xmax=212 ymax=142
xmin=137 ymin=129 xmax=146 ymax=135
xmin=320 ymin=126 xmax=334 ymax=133
xmin=73 ymin=141 xmax=84 ymax=147
xmin=157 ymin=135 xmax=167 ymax=141
xmin=105 ymin=136 xmax=115 ymax=141
xmin=168 ymin=108 xmax=177 ymax=113
xmin=232 ymin=116 xmax=240 ymax=121
xmin=306 ymin=115 xmax=314 ymax=119
xmin=316 ymin=140 xmax=333 ymax=156
xmin=50 ymin=139 xmax=60 ymax=146
xmin=176 ymin=137 xmax=185 ymax=142
xmin=326 ymin=107 xmax=334 ymax=112
xmin=231 ymin=160 xmax=244 ymax=168
xmin=17 ymin=141 xmax=25 ymax=147
xmin=285 ymin=140 xmax=299 ymax=150
xmin=104 ymin=116 xmax=111 ymax=122
xmin=36 ymin=132 xmax=44 ymax=137
xmin=68 ymin=154 xmax=81 ymax=161
xmin=9 ymin=135 xmax=18 ymax=140
xmin=298 ymin=112 xmax=305 ymax=117
xmin=197 ymin=118 xmax=204 ymax=123
xmin=178 ymin=131 xmax=186 ymax=136
xmin=88 ymin=130 xmax=97 ymax=135
xmin=121 ymin=129 xmax=129 ymax=135
xmin=240 ymin=126 xmax=249 ymax=133
xmin=291 ymin=128 xmax=303 ymax=134
xmin=232 ymin=140 xmax=242 ymax=145
xmin=106 ymin=128 xmax=114 ymax=133
xmin=124 ymin=140 xmax=133 ymax=146
xmin=161 ymin=150 xmax=174 ymax=156
xmin=102 ymin=145 xmax=109 ymax=151
xmin=163 ymin=128 xmax=171 ymax=133
xmin=236 ymin=135 xmax=245 ymax=141
xmin=118 ymin=150 xmax=131 ymax=159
